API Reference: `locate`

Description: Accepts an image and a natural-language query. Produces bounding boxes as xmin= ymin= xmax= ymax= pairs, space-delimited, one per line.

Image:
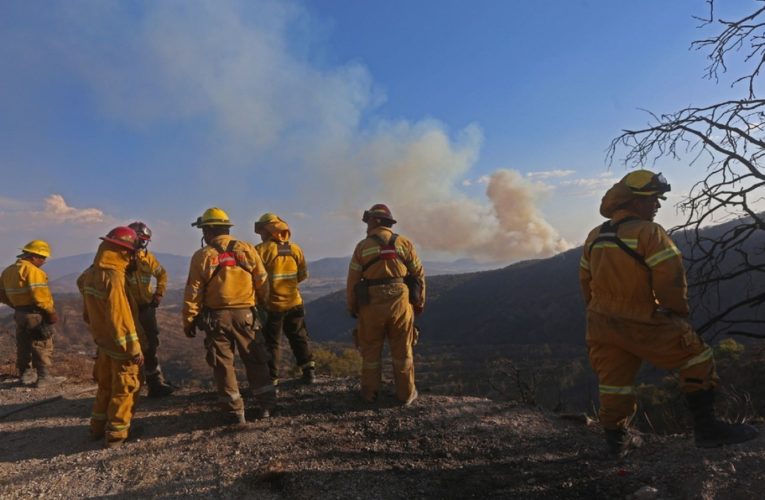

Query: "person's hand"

xmin=132 ymin=352 xmax=145 ymax=367
xmin=413 ymin=303 xmax=425 ymax=316
xmin=46 ymin=311 xmax=59 ymax=325
xmin=184 ymin=324 xmax=197 ymax=338
xmin=150 ymin=294 xmax=162 ymax=307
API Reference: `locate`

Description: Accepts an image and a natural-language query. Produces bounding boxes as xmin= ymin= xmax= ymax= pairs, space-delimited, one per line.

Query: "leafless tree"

xmin=607 ymin=1 xmax=765 ymax=340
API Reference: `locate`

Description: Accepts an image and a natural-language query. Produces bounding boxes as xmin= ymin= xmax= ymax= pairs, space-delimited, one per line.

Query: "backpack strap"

xmin=361 ymin=234 xmax=404 ymax=274
xmin=204 ymin=240 xmax=252 ymax=288
xmin=588 ymin=217 xmax=649 ymax=269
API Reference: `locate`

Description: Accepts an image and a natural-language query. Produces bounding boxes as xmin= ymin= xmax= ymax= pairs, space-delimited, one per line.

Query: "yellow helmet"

xmin=254 ymin=212 xmax=280 ymax=234
xmin=20 ymin=240 xmax=51 ymax=258
xmin=191 ymin=207 xmax=234 ymax=228
xmin=620 ymin=170 xmax=671 ymax=199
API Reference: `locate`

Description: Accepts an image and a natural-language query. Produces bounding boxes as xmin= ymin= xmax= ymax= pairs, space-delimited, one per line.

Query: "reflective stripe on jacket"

xmin=256 ymin=239 xmax=308 ymax=312
xmin=579 ymin=208 xmax=688 ymax=321
xmin=346 ymin=227 xmax=426 ymax=312
xmin=126 ymin=249 xmax=167 ymax=306
xmin=77 ymin=243 xmax=141 ymax=360
xmin=0 ymin=259 xmax=55 ymax=314
xmin=183 ymin=235 xmax=268 ymax=328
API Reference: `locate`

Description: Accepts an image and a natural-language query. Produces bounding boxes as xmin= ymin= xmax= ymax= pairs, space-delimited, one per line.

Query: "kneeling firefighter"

xmin=580 ymin=169 xmax=758 ymax=454
xmin=183 ymin=207 xmax=275 ymax=424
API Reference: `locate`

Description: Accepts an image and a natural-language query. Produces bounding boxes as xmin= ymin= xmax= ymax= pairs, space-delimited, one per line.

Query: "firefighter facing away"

xmin=254 ymin=212 xmax=315 ymax=387
xmin=0 ymin=240 xmax=64 ymax=387
xmin=347 ymin=204 xmax=426 ymax=405
xmin=183 ymin=207 xmax=275 ymax=424
xmin=125 ymin=221 xmax=174 ymax=397
xmin=77 ymin=227 xmax=144 ymax=449
xmin=580 ymin=170 xmax=758 ymax=454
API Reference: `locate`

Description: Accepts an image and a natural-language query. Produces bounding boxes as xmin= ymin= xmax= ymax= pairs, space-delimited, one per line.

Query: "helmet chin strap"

xmin=200 ymin=236 xmax=206 ymax=248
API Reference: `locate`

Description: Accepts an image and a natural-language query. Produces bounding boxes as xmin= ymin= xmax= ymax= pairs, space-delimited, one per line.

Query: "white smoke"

xmin=11 ymin=0 xmax=570 ymax=260
xmin=38 ymin=194 xmax=104 ymax=224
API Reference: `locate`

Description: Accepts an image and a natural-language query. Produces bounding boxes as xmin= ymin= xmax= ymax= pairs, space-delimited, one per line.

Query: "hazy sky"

xmin=0 ymin=0 xmax=754 ymax=263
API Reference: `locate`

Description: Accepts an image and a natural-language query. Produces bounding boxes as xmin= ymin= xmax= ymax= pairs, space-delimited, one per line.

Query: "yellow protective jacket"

xmin=126 ymin=249 xmax=167 ymax=306
xmin=346 ymin=227 xmax=426 ymax=312
xmin=77 ymin=243 xmax=141 ymax=360
xmin=256 ymin=238 xmax=308 ymax=312
xmin=0 ymin=259 xmax=55 ymax=315
xmin=183 ymin=235 xmax=269 ymax=328
xmin=579 ymin=208 xmax=688 ymax=322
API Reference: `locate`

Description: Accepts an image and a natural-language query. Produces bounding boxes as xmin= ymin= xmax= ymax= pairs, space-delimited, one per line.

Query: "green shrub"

xmin=309 ymin=347 xmax=362 ymax=378
xmin=715 ymin=338 xmax=745 ymax=362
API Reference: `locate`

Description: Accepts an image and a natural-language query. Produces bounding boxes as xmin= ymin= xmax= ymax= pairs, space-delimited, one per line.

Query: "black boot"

xmin=301 ymin=367 xmax=315 ymax=385
xmin=686 ymin=389 xmax=759 ymax=448
xmin=147 ymin=378 xmax=174 ymax=397
xmin=35 ymin=367 xmax=66 ymax=388
xmin=604 ymin=428 xmax=642 ymax=457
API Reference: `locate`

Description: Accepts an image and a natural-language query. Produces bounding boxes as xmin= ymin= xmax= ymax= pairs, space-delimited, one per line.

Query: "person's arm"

xmin=183 ymin=251 xmax=206 ymax=329
xmin=579 ymin=249 xmax=593 ymax=306
xmin=107 ymin=270 xmax=142 ymax=358
xmin=403 ymin=238 xmax=426 ymax=312
xmin=296 ymin=245 xmax=309 ymax=283
xmin=645 ymin=225 xmax=689 ymax=316
xmin=151 ymin=253 xmax=168 ymax=304
xmin=346 ymin=243 xmax=363 ymax=315
xmin=248 ymin=247 xmax=270 ymax=306
xmin=28 ymin=265 xmax=56 ymax=320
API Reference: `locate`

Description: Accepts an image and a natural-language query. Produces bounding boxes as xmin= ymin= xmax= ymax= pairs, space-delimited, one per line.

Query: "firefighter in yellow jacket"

xmin=254 ymin=213 xmax=315 ymax=386
xmin=77 ymin=227 xmax=144 ymax=449
xmin=347 ymin=204 xmax=426 ymax=405
xmin=0 ymin=240 xmax=62 ymax=387
xmin=580 ymin=170 xmax=758 ymax=454
xmin=125 ymin=221 xmax=174 ymax=397
xmin=183 ymin=207 xmax=275 ymax=424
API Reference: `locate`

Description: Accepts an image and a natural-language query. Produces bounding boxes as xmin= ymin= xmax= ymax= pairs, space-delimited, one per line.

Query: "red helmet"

xmin=362 ymin=203 xmax=396 ymax=224
xmin=100 ymin=226 xmax=138 ymax=251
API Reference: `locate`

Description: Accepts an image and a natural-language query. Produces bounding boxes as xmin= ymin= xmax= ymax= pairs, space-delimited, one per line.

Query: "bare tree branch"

xmin=608 ymin=1 xmax=765 ymax=339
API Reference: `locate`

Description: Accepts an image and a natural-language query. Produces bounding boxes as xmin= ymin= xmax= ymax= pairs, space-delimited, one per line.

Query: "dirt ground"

xmin=1 ymin=374 xmax=763 ymax=499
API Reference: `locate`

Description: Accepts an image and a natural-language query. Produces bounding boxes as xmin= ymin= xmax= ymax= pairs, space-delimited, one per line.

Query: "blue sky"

xmin=0 ymin=0 xmax=755 ymax=262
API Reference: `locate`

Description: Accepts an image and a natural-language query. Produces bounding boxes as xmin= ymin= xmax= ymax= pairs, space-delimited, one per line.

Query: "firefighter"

xmin=183 ymin=207 xmax=275 ymax=424
xmin=580 ymin=169 xmax=758 ymax=454
xmin=77 ymin=227 xmax=144 ymax=449
xmin=0 ymin=240 xmax=63 ymax=387
xmin=347 ymin=204 xmax=426 ymax=405
xmin=254 ymin=213 xmax=315 ymax=388
xmin=125 ymin=221 xmax=174 ymax=397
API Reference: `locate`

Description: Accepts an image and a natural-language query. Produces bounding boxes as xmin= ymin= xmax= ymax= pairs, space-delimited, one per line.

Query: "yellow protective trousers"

xmin=586 ymin=310 xmax=719 ymax=430
xmin=14 ymin=311 xmax=53 ymax=374
xmin=357 ymin=283 xmax=416 ymax=403
xmin=201 ymin=308 xmax=275 ymax=416
xmin=90 ymin=350 xmax=141 ymax=442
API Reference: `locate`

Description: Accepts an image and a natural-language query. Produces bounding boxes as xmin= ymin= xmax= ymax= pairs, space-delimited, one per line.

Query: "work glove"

xmin=413 ymin=303 xmax=425 ymax=316
xmin=150 ymin=293 xmax=162 ymax=307
xmin=132 ymin=352 xmax=145 ymax=367
xmin=184 ymin=324 xmax=197 ymax=338
xmin=46 ymin=311 xmax=59 ymax=325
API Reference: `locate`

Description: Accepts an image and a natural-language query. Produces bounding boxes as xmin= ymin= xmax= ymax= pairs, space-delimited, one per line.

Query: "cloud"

xmin=559 ymin=175 xmax=617 ymax=196
xmin=35 ymin=194 xmax=104 ymax=224
xmin=526 ymin=169 xmax=576 ymax=179
xmin=7 ymin=1 xmax=569 ymax=261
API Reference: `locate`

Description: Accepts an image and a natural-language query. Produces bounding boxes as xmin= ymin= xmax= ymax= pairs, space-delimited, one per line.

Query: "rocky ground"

xmin=1 ymin=374 xmax=764 ymax=499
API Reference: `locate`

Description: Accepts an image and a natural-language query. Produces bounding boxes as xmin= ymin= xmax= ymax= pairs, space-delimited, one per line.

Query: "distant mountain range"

xmin=306 ymin=218 xmax=765 ymax=345
xmin=41 ymin=252 xmax=503 ymax=295
xmin=8 ymin=217 xmax=762 ymax=350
